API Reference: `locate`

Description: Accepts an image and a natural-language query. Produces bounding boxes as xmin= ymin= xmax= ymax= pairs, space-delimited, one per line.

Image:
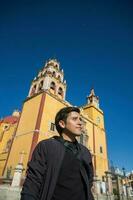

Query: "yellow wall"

xmin=94 ymin=126 xmax=108 ymax=178
xmin=0 ymin=122 xmax=17 ymax=176
xmin=84 ymin=106 xmax=93 ymax=121
xmin=82 ymin=104 xmax=108 ymax=179
xmin=84 ymin=118 xmax=94 ymax=152
xmin=38 ymin=93 xmax=67 ymax=141
xmin=4 ymin=94 xmax=43 ymax=177
xmin=83 ymin=105 xmax=104 ymax=129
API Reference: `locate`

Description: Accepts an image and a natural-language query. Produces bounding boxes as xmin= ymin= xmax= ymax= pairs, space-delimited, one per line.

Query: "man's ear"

xmin=59 ymin=120 xmax=65 ymax=129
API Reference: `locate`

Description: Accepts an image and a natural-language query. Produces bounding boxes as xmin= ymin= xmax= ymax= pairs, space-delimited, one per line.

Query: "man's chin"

xmin=74 ymin=133 xmax=82 ymax=137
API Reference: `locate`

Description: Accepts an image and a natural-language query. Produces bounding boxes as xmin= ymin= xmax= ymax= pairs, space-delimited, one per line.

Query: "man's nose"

xmin=78 ymin=119 xmax=82 ymax=125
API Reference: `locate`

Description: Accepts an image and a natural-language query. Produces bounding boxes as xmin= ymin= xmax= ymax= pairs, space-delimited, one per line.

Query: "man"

xmin=21 ymin=107 xmax=94 ymax=200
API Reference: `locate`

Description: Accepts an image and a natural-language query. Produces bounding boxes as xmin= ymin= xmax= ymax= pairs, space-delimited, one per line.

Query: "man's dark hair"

xmin=55 ymin=106 xmax=80 ymax=135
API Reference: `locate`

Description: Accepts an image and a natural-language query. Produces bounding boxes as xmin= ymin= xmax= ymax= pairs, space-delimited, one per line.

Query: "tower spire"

xmin=28 ymin=59 xmax=67 ymax=100
xmin=87 ymin=88 xmax=99 ymax=108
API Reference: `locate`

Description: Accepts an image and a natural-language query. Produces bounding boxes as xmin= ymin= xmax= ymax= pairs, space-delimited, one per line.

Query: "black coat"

xmin=21 ymin=137 xmax=94 ymax=200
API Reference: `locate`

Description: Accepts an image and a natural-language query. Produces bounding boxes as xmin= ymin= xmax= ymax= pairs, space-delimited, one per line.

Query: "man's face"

xmin=62 ymin=111 xmax=82 ymax=136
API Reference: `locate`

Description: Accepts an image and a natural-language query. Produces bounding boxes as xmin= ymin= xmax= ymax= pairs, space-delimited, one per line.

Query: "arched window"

xmin=43 ymin=70 xmax=47 ymax=75
xmin=50 ymin=82 xmax=55 ymax=90
xmin=58 ymin=87 xmax=63 ymax=96
xmin=58 ymin=75 xmax=61 ymax=81
xmin=52 ymin=71 xmax=56 ymax=77
xmin=38 ymin=80 xmax=43 ymax=91
xmin=31 ymin=85 xmax=36 ymax=96
xmin=100 ymin=146 xmax=103 ymax=153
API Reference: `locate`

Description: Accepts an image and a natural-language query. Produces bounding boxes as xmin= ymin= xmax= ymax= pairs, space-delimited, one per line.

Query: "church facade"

xmin=0 ymin=59 xmax=108 ymax=186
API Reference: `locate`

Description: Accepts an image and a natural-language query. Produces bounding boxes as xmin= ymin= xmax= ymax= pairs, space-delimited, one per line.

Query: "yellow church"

xmin=0 ymin=58 xmax=108 ymax=188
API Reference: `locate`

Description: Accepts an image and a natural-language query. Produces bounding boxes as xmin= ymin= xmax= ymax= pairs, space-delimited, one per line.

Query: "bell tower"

xmin=28 ymin=59 xmax=67 ymax=100
xmin=82 ymin=88 xmax=108 ymax=179
xmin=87 ymin=88 xmax=99 ymax=109
xmin=84 ymin=88 xmax=104 ymax=128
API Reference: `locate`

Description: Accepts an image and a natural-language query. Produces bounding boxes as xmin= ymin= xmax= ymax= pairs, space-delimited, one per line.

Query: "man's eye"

xmin=72 ymin=118 xmax=77 ymax=120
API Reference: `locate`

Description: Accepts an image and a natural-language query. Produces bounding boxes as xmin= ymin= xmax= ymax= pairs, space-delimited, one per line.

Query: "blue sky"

xmin=0 ymin=0 xmax=133 ymax=172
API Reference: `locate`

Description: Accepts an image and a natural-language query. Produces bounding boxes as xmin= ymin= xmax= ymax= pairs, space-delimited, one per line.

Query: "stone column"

xmin=11 ymin=151 xmax=26 ymax=187
xmin=105 ymin=171 xmax=113 ymax=194
xmin=116 ymin=175 xmax=123 ymax=200
xmin=93 ymin=176 xmax=101 ymax=194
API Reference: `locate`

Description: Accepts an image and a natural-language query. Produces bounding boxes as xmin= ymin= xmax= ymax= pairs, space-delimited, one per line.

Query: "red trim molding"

xmin=93 ymin=124 xmax=96 ymax=176
xmin=28 ymin=93 xmax=46 ymax=161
